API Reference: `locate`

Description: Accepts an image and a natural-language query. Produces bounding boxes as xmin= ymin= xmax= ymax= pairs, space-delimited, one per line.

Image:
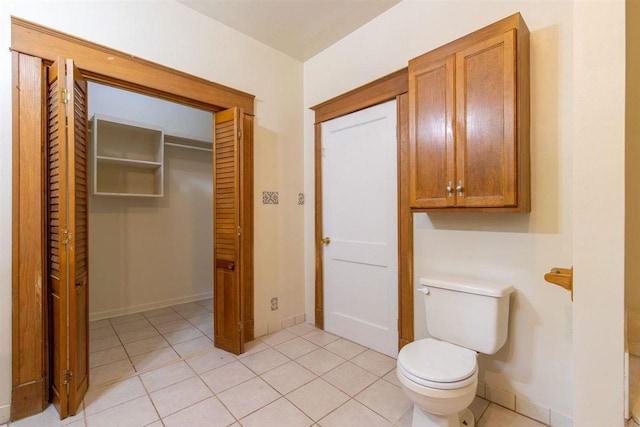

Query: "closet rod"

xmin=164 ymin=142 xmax=212 ymax=152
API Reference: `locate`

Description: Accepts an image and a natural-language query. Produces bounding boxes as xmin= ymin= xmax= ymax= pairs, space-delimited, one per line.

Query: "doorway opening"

xmin=311 ymin=68 xmax=413 ymax=353
xmin=321 ymin=100 xmax=399 ymax=357
xmin=86 ymin=82 xmax=217 ymax=388
xmin=11 ymin=17 xmax=254 ymax=421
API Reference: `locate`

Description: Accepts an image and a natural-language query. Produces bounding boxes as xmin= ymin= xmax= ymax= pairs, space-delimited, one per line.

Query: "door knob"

xmin=321 ymin=237 xmax=331 ymax=245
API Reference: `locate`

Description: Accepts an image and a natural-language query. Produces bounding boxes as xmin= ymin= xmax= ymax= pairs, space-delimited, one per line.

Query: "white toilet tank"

xmin=419 ymin=275 xmax=514 ymax=355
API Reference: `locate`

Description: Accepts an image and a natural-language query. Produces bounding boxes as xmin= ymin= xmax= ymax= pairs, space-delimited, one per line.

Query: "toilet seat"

xmin=398 ymin=338 xmax=477 ymax=390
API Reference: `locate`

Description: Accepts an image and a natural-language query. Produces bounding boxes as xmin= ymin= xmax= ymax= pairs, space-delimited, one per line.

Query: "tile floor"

xmin=8 ymin=300 xmax=547 ymax=427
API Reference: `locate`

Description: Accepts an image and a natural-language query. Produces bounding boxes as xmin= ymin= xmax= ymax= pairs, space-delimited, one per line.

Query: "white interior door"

xmin=322 ymin=100 xmax=398 ymax=357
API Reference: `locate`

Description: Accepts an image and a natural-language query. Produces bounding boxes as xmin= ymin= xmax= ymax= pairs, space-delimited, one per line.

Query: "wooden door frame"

xmin=10 ymin=17 xmax=254 ymax=421
xmin=311 ymin=69 xmax=414 ymax=350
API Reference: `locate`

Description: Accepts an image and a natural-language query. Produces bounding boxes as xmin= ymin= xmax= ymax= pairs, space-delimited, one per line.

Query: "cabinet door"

xmin=409 ymin=55 xmax=456 ymax=208
xmin=455 ymin=30 xmax=517 ymax=207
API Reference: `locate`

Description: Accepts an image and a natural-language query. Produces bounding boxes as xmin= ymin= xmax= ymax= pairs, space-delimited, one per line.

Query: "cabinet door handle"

xmin=456 ymin=180 xmax=464 ymax=196
xmin=446 ymin=181 xmax=453 ymax=197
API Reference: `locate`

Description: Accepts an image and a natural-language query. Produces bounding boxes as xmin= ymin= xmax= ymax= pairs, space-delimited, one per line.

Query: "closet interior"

xmin=87 ymin=83 xmax=217 ymax=386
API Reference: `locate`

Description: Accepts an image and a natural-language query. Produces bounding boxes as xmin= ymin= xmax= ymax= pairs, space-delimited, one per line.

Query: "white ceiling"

xmin=176 ymin=0 xmax=401 ymax=61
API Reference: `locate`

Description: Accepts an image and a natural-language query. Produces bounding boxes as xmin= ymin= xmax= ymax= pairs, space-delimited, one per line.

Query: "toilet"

xmin=397 ymin=275 xmax=514 ymax=427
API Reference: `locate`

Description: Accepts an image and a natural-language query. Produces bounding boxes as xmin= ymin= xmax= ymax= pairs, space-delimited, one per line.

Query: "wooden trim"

xmin=408 ymin=13 xmax=524 ymax=72
xmin=10 ymin=17 xmax=255 ymax=114
xmin=397 ymin=93 xmax=413 ymax=349
xmin=11 ymin=19 xmax=256 ymax=420
xmin=312 ymin=72 xmax=413 ymax=348
xmin=11 ymin=53 xmax=48 ymax=421
xmin=314 ymin=123 xmax=324 ymax=329
xmin=242 ymin=114 xmax=255 ymax=341
xmin=312 ymin=68 xmax=408 ymax=124
xmin=516 ymin=13 xmax=531 ymax=212
xmin=11 ymin=51 xmax=19 ymax=389
xmin=10 ymin=381 xmax=46 ymax=421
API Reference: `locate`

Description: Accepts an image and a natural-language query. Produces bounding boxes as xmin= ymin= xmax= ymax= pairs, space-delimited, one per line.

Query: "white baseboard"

xmin=517 ymin=396 xmax=550 ymax=425
xmin=476 ymin=382 xmax=486 ymax=399
xmin=90 ymin=291 xmax=213 ymax=321
xmin=305 ymin=312 xmax=315 ymax=325
xmin=0 ymin=404 xmax=10 ymax=424
xmin=480 ymin=383 xmax=573 ymax=426
xmin=265 ymin=313 xmax=307 ymax=335
xmin=485 ymin=384 xmax=515 ymax=411
xmin=550 ymin=409 xmax=574 ymax=427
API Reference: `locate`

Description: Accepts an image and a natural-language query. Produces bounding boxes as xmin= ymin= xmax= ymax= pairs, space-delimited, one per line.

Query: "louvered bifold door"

xmin=213 ymin=107 xmax=244 ymax=355
xmin=47 ymin=58 xmax=89 ymax=419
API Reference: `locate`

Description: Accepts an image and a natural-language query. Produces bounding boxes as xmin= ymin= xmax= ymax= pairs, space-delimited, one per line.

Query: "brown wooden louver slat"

xmin=47 ymin=58 xmax=89 ymax=419
xmin=213 ymin=108 xmax=244 ymax=355
xmin=215 ymin=120 xmax=238 ymax=262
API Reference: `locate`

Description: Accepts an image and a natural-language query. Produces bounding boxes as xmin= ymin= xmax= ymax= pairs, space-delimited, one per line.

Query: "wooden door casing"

xmin=47 ymin=58 xmax=89 ymax=418
xmin=311 ymin=69 xmax=413 ymax=350
xmin=241 ymin=114 xmax=255 ymax=342
xmin=11 ymin=52 xmax=48 ymax=421
xmin=11 ymin=18 xmax=255 ymax=421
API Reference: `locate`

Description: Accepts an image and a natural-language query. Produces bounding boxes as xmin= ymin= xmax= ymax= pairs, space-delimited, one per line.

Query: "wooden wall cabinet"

xmin=409 ymin=13 xmax=530 ymax=212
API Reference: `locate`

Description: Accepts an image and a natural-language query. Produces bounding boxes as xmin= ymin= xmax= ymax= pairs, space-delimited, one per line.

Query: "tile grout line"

xmin=84 ymin=304 xmax=216 ymax=424
xmin=256 ymin=330 xmax=395 ymax=425
xmin=209 ymin=329 xmax=323 ymax=424
xmin=90 ymin=307 xmax=402 ymax=425
xmin=88 ymin=302 xmax=209 ymax=390
xmin=139 ymin=363 xmax=192 ymax=424
xmin=194 ymin=371 xmax=242 ymax=426
xmin=93 ymin=302 xmax=214 ymax=386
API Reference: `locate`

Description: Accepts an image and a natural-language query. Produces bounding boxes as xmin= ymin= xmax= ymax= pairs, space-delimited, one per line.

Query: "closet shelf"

xmin=96 ymin=156 xmax=162 ymax=169
xmin=91 ymin=114 xmax=164 ymax=197
xmin=165 ymin=133 xmax=212 ymax=152
xmin=92 ymin=191 xmax=163 ymax=198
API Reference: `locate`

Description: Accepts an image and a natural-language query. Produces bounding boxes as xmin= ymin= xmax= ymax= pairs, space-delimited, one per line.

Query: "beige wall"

xmin=627 ymin=0 xmax=640 ymax=312
xmin=89 ymin=148 xmax=215 ymax=319
xmin=0 ymin=1 xmax=305 ymax=419
xmin=304 ymin=1 xmax=624 ymax=424
xmin=572 ymin=1 xmax=626 ymax=425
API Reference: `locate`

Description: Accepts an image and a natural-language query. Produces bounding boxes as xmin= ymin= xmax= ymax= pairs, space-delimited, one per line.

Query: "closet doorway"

xmin=11 ymin=18 xmax=254 ymax=420
xmin=86 ymin=82 xmax=217 ymax=387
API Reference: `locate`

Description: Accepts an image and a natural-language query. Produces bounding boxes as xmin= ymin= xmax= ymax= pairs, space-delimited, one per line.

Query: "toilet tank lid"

xmin=419 ymin=275 xmax=514 ymax=297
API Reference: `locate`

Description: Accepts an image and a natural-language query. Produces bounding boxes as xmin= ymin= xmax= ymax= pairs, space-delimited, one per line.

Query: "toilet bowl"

xmin=398 ymin=276 xmax=514 ymax=427
xmin=397 ymin=338 xmax=478 ymax=427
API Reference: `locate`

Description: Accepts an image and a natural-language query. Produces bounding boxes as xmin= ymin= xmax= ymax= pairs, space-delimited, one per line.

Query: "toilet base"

xmin=459 ymin=408 xmax=475 ymax=427
xmin=412 ymin=406 xmax=475 ymax=427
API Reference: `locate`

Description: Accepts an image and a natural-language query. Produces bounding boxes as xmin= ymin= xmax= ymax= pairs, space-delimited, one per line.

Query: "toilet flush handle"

xmin=416 ymin=287 xmax=430 ymax=295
